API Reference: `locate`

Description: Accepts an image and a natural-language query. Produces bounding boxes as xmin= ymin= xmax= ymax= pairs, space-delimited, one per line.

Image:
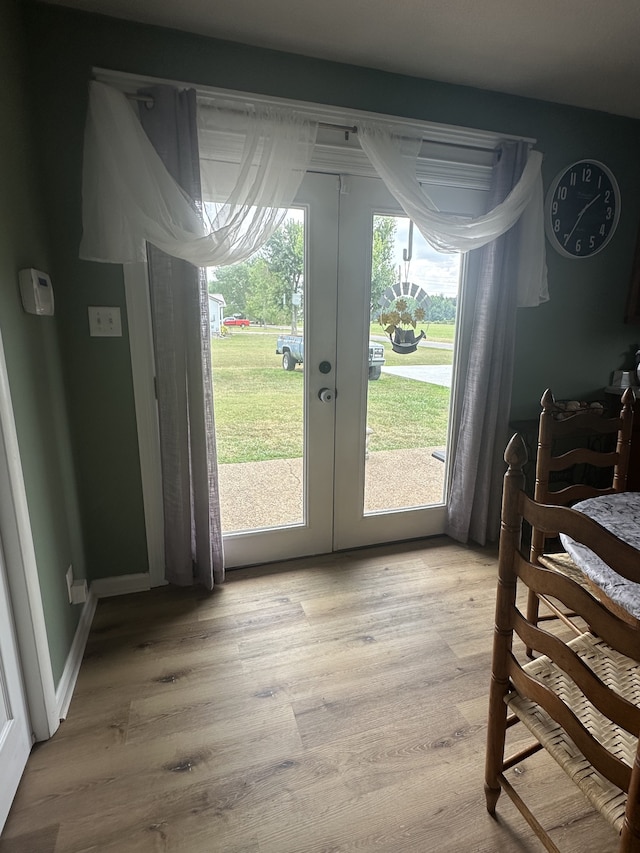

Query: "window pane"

xmin=209 ymin=211 xmax=306 ymax=533
xmin=364 ymin=215 xmax=460 ymax=514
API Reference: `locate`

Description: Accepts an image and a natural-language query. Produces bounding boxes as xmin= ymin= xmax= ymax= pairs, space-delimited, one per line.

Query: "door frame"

xmin=119 ymin=76 xmax=535 ymax=572
xmin=126 ymin=176 xmax=481 ymax=566
xmin=124 ymin=262 xmax=166 ymax=588
xmin=0 ymin=325 xmax=59 ymax=742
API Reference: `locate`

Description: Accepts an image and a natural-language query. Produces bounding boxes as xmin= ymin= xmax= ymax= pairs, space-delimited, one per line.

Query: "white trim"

xmin=123 ymin=263 xmax=166 ymax=588
xmin=55 ymin=572 xmax=155 ymax=721
xmin=55 ymin=590 xmax=98 ymax=720
xmin=91 ymin=572 xmax=151 ymax=599
xmin=0 ymin=327 xmax=58 ymax=741
xmin=200 ymin=126 xmax=494 ymax=191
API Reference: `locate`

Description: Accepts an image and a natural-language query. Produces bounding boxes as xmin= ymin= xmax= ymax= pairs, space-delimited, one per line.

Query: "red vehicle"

xmin=223 ymin=316 xmax=250 ymax=327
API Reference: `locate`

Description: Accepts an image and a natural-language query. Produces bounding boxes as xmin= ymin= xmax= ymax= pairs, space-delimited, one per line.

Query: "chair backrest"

xmin=488 ymin=434 xmax=640 ymax=847
xmin=530 ymin=387 xmax=635 ymax=564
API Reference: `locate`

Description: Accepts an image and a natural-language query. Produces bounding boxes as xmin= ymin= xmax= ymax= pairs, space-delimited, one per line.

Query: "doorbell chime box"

xmin=19 ymin=268 xmax=55 ymax=316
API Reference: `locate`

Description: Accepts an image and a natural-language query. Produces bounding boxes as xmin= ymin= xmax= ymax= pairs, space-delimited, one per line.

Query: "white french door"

xmin=220 ymin=171 xmax=486 ymax=567
xmin=334 ymin=175 xmax=450 ymax=550
xmin=221 ymin=173 xmax=339 ymax=566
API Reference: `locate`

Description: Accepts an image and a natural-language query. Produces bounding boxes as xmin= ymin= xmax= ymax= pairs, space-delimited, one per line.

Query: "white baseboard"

xmin=54 ymin=572 xmax=152 ymax=722
xmin=91 ymin=572 xmax=151 ymax=599
xmin=55 ymin=589 xmax=98 ymax=721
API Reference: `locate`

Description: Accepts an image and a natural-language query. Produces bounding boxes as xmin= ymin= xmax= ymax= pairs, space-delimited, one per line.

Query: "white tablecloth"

xmin=559 ymin=492 xmax=640 ymax=620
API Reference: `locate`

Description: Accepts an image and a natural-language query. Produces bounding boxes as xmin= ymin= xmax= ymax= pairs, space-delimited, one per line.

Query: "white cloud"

xmin=394 ymin=218 xmax=460 ymax=297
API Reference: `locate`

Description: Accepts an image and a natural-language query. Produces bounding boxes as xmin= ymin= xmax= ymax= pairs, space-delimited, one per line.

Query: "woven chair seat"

xmin=507 ymin=632 xmax=640 ymax=833
xmin=538 ymin=551 xmax=591 ymax=586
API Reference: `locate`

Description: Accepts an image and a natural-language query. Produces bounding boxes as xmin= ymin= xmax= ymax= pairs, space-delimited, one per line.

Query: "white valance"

xmin=80 ymin=82 xmax=546 ymax=307
xmin=80 ymin=82 xmax=318 ymax=267
xmin=358 ymin=124 xmax=548 ymax=307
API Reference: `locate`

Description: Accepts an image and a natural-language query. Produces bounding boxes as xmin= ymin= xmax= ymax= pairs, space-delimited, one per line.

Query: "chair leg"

xmin=484 ymin=780 xmax=501 ymax=817
xmin=485 ymin=674 xmax=509 ymax=815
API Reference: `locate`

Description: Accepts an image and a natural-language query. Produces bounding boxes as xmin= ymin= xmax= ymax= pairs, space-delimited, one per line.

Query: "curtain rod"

xmin=127 ymin=94 xmax=355 ymax=131
xmin=124 ymin=93 xmax=521 ymax=153
xmin=127 ymin=93 xmax=356 ymax=133
xmin=101 ymin=68 xmax=537 ymax=149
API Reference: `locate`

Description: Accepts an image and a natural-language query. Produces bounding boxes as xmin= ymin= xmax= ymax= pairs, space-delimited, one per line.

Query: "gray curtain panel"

xmin=446 ymin=140 xmax=529 ymax=546
xmin=139 ymin=86 xmax=224 ymax=588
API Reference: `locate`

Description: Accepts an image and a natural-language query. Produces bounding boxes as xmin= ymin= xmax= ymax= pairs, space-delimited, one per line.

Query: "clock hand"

xmin=563 ymin=193 xmax=601 ymax=246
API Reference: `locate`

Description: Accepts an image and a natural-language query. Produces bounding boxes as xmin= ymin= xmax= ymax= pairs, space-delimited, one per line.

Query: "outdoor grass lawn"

xmin=211 ymin=329 xmax=452 ymax=463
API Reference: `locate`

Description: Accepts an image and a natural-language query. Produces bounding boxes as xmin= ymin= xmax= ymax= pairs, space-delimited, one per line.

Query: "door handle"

xmin=318 ymin=388 xmax=336 ymax=403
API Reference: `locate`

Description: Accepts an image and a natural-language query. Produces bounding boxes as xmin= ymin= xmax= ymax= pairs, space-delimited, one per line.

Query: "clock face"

xmin=545 ymin=160 xmax=620 ymax=258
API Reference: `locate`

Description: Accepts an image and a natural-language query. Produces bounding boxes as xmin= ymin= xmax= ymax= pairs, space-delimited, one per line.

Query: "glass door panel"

xmin=364 ymin=214 xmax=461 ymax=514
xmin=211 ymin=210 xmax=306 ymax=534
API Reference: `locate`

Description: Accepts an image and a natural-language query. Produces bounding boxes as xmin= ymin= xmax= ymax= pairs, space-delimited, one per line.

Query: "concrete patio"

xmin=218 ymin=446 xmax=446 ymax=532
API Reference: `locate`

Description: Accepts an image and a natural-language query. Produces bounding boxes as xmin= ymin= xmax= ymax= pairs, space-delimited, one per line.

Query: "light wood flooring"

xmin=0 ymin=537 xmax=621 ymax=852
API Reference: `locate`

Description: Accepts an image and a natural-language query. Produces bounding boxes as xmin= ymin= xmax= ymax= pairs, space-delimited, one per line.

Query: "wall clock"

xmin=545 ymin=159 xmax=620 ymax=258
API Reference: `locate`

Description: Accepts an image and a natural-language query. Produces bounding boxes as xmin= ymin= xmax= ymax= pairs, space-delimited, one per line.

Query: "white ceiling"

xmin=40 ymin=0 xmax=640 ymax=120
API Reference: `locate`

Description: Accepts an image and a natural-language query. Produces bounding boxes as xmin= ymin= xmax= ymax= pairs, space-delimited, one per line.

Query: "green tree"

xmin=426 ymin=294 xmax=457 ymax=323
xmin=210 ymin=213 xmax=397 ymax=331
xmin=244 ymin=259 xmax=287 ymax=325
xmin=260 ymin=219 xmax=304 ymax=333
xmin=209 ymin=263 xmax=253 ymax=317
xmin=371 ymin=216 xmax=398 ymax=314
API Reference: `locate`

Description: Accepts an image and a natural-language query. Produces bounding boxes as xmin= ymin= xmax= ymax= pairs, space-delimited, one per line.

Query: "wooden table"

xmin=560 ymin=491 xmax=640 ymax=620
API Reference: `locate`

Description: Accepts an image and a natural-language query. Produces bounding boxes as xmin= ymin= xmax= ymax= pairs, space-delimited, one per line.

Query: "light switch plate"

xmin=88 ymin=306 xmax=122 ymax=337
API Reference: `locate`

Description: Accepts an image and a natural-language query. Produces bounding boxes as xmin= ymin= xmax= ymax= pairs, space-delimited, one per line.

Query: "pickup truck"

xmin=223 ymin=317 xmax=250 ymax=327
xmin=276 ymin=334 xmax=386 ymax=380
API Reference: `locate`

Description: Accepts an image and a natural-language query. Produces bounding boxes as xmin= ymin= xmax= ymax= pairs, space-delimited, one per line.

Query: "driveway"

xmin=381 ymin=364 xmax=453 ymax=388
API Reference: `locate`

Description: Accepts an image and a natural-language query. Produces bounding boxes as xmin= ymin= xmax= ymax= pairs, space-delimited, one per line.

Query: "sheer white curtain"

xmin=196 ymin=102 xmax=317 ymax=265
xmin=80 ymin=81 xmax=318 ymax=267
xmin=358 ymin=123 xmax=548 ymax=307
xmin=80 ymin=82 xmax=318 ymax=587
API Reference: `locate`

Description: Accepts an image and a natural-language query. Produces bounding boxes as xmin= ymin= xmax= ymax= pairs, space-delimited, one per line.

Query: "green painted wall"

xmin=1 ymin=0 xmax=86 ymax=684
xmin=20 ymin=4 xmax=640 ymax=582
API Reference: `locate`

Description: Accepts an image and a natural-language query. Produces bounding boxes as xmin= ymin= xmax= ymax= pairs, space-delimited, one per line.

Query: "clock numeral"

xmin=575 ymin=239 xmax=582 ymax=253
xmin=554 ymin=219 xmax=561 ymax=233
xmin=604 ymin=190 xmax=611 ymax=203
xmin=600 ymin=224 xmax=606 ymax=236
xmin=582 ymin=166 xmax=592 ymax=182
xmin=552 ymin=201 xmax=558 ymax=215
xmin=590 ymin=236 xmax=596 ymax=249
xmin=570 ymin=171 xmax=577 ymax=186
xmin=558 ymin=186 xmax=568 ymax=201
xmin=606 ymin=207 xmax=613 ymax=220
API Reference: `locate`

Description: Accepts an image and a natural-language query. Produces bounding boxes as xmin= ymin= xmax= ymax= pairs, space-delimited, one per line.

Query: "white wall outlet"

xmin=88 ymin=306 xmax=122 ymax=337
xmin=66 ymin=565 xmax=74 ymax=604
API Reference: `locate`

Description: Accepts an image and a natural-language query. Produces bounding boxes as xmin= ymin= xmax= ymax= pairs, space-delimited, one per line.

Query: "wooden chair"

xmin=486 ymin=434 xmax=640 ymax=852
xmin=527 ymin=387 xmax=635 ymax=640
